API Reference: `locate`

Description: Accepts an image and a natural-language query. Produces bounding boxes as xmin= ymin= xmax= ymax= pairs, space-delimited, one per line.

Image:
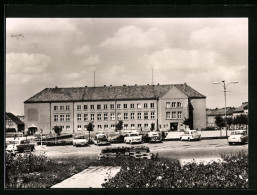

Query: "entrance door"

xmin=170 ymin=123 xmax=178 ymax=131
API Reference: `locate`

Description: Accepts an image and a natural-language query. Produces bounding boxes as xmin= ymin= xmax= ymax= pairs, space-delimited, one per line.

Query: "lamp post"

xmin=213 ymin=81 xmax=238 ymax=138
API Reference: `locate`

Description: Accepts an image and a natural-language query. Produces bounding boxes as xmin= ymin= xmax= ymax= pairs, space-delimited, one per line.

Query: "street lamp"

xmin=213 ymin=81 xmax=238 ymax=138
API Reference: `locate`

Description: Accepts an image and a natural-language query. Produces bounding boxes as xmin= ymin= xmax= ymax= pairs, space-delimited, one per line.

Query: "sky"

xmin=6 ymin=18 xmax=248 ymax=115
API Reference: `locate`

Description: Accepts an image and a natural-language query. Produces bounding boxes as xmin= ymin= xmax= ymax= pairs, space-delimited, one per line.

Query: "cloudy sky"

xmin=6 ymin=18 xmax=248 ymax=115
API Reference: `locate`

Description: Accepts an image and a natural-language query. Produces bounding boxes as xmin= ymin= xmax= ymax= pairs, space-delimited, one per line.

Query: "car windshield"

xmin=130 ymin=134 xmax=138 ymax=136
xmin=184 ymin=131 xmax=190 ymax=134
xmin=9 ymin=141 xmax=19 ymax=144
xmin=231 ymin=131 xmax=246 ymax=135
xmin=75 ymin=136 xmax=86 ymax=139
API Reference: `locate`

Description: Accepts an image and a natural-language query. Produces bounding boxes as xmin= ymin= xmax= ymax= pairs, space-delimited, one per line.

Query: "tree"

xmin=150 ymin=123 xmax=154 ymax=131
xmin=227 ymin=117 xmax=233 ymax=130
xmin=53 ymin=125 xmax=62 ymax=136
xmin=85 ymin=122 xmax=94 ymax=143
xmin=183 ymin=118 xmax=191 ymax=130
xmin=115 ymin=120 xmax=123 ymax=134
xmin=53 ymin=125 xmax=62 ymax=144
xmin=215 ymin=115 xmax=225 ymax=129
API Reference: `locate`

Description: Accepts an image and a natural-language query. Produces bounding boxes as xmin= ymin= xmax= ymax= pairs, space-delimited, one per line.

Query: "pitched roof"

xmin=24 ymin=83 xmax=205 ymax=103
xmin=6 ymin=112 xmax=24 ymax=125
xmin=233 ymin=102 xmax=248 ymax=113
xmin=206 ymin=107 xmax=235 ymax=116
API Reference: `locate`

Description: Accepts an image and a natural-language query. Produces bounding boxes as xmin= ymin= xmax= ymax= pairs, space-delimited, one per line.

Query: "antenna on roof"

xmin=94 ymin=70 xmax=95 ymax=87
xmin=152 ymin=68 xmax=154 ymax=85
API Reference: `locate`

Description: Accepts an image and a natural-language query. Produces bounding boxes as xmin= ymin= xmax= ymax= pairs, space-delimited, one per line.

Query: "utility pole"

xmin=213 ymin=80 xmax=238 ymax=138
xmin=94 ymin=71 xmax=95 ymax=87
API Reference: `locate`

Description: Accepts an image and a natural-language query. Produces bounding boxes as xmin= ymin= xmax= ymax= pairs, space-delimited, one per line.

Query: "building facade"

xmin=5 ymin=112 xmax=25 ymax=132
xmin=24 ymin=83 xmax=206 ymax=134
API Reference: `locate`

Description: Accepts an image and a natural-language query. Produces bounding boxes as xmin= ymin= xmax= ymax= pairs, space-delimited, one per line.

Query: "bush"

xmin=46 ymin=140 xmax=72 ymax=146
xmin=102 ymin=152 xmax=248 ymax=188
xmin=109 ymin=135 xmax=125 ymax=143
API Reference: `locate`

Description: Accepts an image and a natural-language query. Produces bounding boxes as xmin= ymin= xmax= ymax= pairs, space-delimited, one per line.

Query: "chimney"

xmin=157 ymin=83 xmax=160 ymax=85
xmin=110 ymin=85 xmax=112 ymax=87
xmin=55 ymin=86 xmax=58 ymax=88
xmin=85 ymin=86 xmax=87 ymax=88
xmin=147 ymin=84 xmax=149 ymax=86
xmin=123 ymin=84 xmax=126 ymax=86
xmin=104 ymin=85 xmax=106 ymax=87
xmin=135 ymin=84 xmax=137 ymax=86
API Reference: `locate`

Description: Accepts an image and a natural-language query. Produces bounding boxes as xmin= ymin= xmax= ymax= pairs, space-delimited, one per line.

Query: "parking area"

xmin=33 ymin=138 xmax=248 ymax=160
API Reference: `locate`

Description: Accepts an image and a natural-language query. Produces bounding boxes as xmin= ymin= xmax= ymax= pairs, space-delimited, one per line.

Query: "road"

xmin=34 ymin=139 xmax=248 ymax=163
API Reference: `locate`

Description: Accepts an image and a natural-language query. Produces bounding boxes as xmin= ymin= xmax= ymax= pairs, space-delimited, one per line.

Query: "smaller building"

xmin=206 ymin=107 xmax=234 ymax=128
xmin=5 ymin=112 xmax=25 ymax=132
xmin=233 ymin=102 xmax=248 ymax=116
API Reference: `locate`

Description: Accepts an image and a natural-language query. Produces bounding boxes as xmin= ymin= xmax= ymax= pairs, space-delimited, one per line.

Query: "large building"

xmin=24 ymin=83 xmax=206 ymax=134
xmin=6 ymin=112 xmax=25 ymax=132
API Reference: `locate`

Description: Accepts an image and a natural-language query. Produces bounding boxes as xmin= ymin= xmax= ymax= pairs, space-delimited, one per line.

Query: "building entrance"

xmin=170 ymin=123 xmax=178 ymax=131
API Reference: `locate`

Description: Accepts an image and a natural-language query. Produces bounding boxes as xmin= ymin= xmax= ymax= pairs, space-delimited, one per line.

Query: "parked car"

xmin=6 ymin=138 xmax=35 ymax=154
xmin=93 ymin=134 xmax=110 ymax=146
xmin=180 ymin=130 xmax=201 ymax=141
xmin=124 ymin=132 xmax=142 ymax=144
xmin=228 ymin=130 xmax=248 ymax=145
xmin=147 ymin=132 xmax=162 ymax=143
xmin=73 ymin=135 xmax=88 ymax=147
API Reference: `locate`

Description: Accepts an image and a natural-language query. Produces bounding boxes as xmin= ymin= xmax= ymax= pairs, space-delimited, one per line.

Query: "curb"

xmin=164 ymin=136 xmax=228 ymax=141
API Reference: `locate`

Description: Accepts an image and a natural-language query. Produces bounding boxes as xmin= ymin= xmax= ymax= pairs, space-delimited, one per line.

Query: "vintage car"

xmin=228 ymin=130 xmax=248 ymax=145
xmin=180 ymin=130 xmax=201 ymax=141
xmin=93 ymin=134 xmax=110 ymax=146
xmin=147 ymin=132 xmax=162 ymax=143
xmin=72 ymin=135 xmax=88 ymax=147
xmin=97 ymin=146 xmax=152 ymax=160
xmin=124 ymin=132 xmax=142 ymax=144
xmin=6 ymin=138 xmax=35 ymax=154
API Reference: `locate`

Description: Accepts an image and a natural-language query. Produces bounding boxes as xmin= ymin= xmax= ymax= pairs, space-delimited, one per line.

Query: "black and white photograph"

xmin=5 ymin=16 xmax=249 ymax=189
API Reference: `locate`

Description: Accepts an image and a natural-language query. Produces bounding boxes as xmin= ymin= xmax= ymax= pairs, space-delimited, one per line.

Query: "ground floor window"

xmin=124 ymin=124 xmax=128 ymax=129
xmin=77 ymin=125 xmax=82 ymax=131
xmin=131 ymin=124 xmax=135 ymax=129
xmin=104 ymin=125 xmax=108 ymax=130
xmin=111 ymin=124 xmax=115 ymax=130
xmin=138 ymin=124 xmax=142 ymax=129
xmin=98 ymin=125 xmax=102 ymax=130
xmin=144 ymin=123 xmax=148 ymax=130
xmin=66 ymin=125 xmax=70 ymax=130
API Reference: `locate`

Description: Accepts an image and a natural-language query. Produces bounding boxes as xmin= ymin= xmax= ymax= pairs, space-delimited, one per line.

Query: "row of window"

xmin=166 ymin=111 xmax=182 ymax=119
xmin=53 ymin=112 xmax=156 ymax=122
xmin=59 ymin=123 xmax=152 ymax=131
xmin=53 ymin=103 xmax=155 ymax=111
xmin=166 ymin=102 xmax=183 ymax=108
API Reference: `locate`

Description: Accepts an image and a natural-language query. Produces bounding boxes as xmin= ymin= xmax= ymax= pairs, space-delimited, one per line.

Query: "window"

xmin=77 ymin=125 xmax=82 ymax=131
xmin=144 ymin=103 xmax=148 ymax=108
xmin=150 ymin=103 xmax=155 ymax=108
xmin=131 ymin=113 xmax=135 ymax=120
xmin=66 ymin=125 xmax=70 ymax=130
xmin=104 ymin=113 xmax=108 ymax=120
xmin=172 ymin=102 xmax=176 ymax=108
xmin=117 ymin=104 xmax=121 ymax=109
xmin=60 ymin=115 xmax=64 ymax=121
xmin=97 ymin=113 xmax=102 ymax=121
xmin=166 ymin=112 xmax=171 ymax=119
xmin=110 ymin=104 xmax=115 ymax=109
xmin=66 ymin=114 xmax=70 ymax=121
xmin=137 ymin=103 xmax=142 ymax=109
xmin=84 ymin=105 xmax=88 ymax=110
xmin=117 ymin=113 xmax=122 ymax=120
xmin=84 ymin=114 xmax=88 ymax=121
xmin=138 ymin=124 xmax=142 ymax=129
xmin=166 ymin=102 xmax=171 ymax=108
xmin=54 ymin=106 xmax=58 ymax=111
xmin=111 ymin=124 xmax=115 ymax=129
xmin=124 ymin=124 xmax=128 ymax=129
xmin=61 ymin=126 xmax=64 ymax=130
xmin=60 ymin=106 xmax=64 ymax=110
xmin=66 ymin=105 xmax=70 ymax=110
xmin=151 ymin=112 xmax=155 ymax=119
xmin=172 ymin=111 xmax=176 ymax=119
xmin=144 ymin=124 xmax=148 ymax=129
xmin=137 ymin=112 xmax=142 ymax=120
xmin=104 ymin=104 xmax=108 ymax=109
xmin=54 ymin=115 xmax=58 ymax=121
xmin=77 ymin=105 xmax=81 ymax=110
xmin=77 ymin=114 xmax=81 ymax=121
xmin=97 ymin=125 xmax=102 ymax=130
xmin=90 ymin=105 xmax=94 ymax=110
xmin=130 ymin=104 xmax=134 ymax=109
xmin=111 ymin=113 xmax=115 ymax=121
xmin=144 ymin=112 xmax=148 ymax=120
xmin=177 ymin=102 xmax=182 ymax=107
xmin=124 ymin=104 xmax=128 ymax=109
xmin=178 ymin=111 xmax=182 ymax=119
xmin=131 ymin=124 xmax=135 ymax=129
xmin=91 ymin=114 xmax=94 ymax=121
xmin=97 ymin=104 xmax=101 ymax=110
xmin=124 ymin=113 xmax=128 ymax=120
xmin=104 ymin=125 xmax=108 ymax=129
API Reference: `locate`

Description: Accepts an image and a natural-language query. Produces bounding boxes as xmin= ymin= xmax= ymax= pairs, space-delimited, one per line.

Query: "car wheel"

xmin=198 ymin=137 xmax=201 ymax=141
xmin=31 ymin=146 xmax=34 ymax=151
xmin=188 ymin=137 xmax=190 ymax=141
xmin=229 ymin=142 xmax=232 ymax=145
xmin=19 ymin=148 xmax=24 ymax=153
